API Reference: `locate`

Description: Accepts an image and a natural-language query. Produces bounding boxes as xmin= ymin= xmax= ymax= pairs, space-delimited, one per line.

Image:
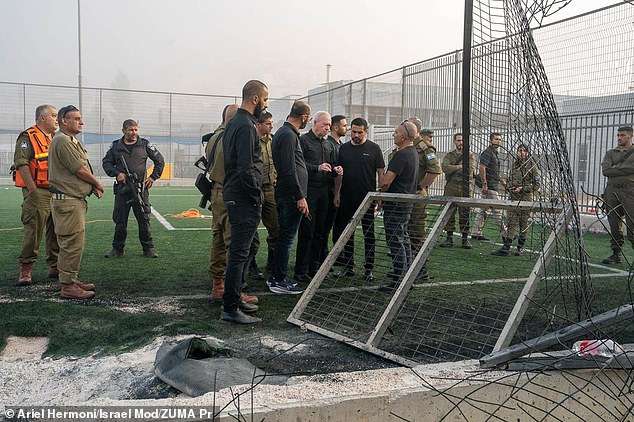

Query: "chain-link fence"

xmin=303 ymin=2 xmax=634 ymax=211
xmin=0 ymin=84 xmax=295 ymax=183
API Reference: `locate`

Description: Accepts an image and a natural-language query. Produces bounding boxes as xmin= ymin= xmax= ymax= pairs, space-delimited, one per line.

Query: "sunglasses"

xmin=400 ymin=121 xmax=413 ymax=139
xmin=60 ymin=105 xmax=79 ymax=119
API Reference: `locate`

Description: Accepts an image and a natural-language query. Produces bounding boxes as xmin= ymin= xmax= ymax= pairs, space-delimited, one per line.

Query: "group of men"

xmin=13 ymin=104 xmax=164 ymax=299
xmin=12 ymin=91 xmax=634 ymax=321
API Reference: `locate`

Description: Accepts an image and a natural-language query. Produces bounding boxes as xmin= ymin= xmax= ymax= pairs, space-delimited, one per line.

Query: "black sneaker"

xmin=439 ymin=238 xmax=454 ymax=248
xmin=472 ymin=235 xmax=489 ymax=241
xmin=339 ymin=267 xmax=356 ymax=277
xmin=143 ymin=249 xmax=159 ymax=258
xmin=269 ymin=278 xmax=304 ymax=295
xmin=294 ymin=274 xmax=312 ymax=283
xmin=461 ymin=239 xmax=473 ymax=249
xmin=602 ymin=253 xmax=622 ymax=264
xmin=364 ymin=269 xmax=374 ymax=281
xmin=105 ymin=249 xmax=124 ymax=258
xmin=491 ymin=248 xmax=510 ymax=257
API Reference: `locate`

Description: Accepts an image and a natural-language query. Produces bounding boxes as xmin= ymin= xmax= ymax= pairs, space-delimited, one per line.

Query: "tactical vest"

xmin=15 ymin=125 xmax=50 ymax=188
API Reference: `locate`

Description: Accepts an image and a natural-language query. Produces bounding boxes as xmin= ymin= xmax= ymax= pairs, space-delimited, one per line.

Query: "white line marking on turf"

xmin=151 ymin=207 xmax=176 ymax=231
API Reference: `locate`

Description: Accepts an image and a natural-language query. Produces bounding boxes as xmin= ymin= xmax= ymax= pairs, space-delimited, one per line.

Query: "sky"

xmin=0 ymin=0 xmax=623 ymax=98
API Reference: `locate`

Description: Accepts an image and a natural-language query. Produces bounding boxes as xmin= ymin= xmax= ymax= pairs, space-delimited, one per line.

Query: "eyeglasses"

xmin=400 ymin=122 xmax=413 ymax=139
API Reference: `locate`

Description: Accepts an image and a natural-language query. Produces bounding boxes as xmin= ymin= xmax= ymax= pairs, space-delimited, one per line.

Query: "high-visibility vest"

xmin=15 ymin=125 xmax=51 ymax=189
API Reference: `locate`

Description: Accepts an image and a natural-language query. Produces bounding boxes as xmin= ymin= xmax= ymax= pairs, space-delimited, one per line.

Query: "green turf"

xmin=1 ymin=185 xmax=632 ymax=357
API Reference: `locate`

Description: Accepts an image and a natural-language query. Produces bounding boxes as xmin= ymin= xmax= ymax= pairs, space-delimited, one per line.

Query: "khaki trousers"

xmin=51 ymin=196 xmax=87 ymax=284
xmin=19 ymin=187 xmax=59 ymax=266
xmin=208 ymin=185 xmax=231 ymax=278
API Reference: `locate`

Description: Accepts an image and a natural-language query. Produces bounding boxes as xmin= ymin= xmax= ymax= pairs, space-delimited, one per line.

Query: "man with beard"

xmin=221 ymin=80 xmax=268 ymax=324
xmin=295 ymin=111 xmax=342 ymax=282
xmin=471 ymin=132 xmax=507 ymax=241
xmin=102 ymin=119 xmax=164 ymax=258
xmin=268 ymin=100 xmax=311 ymax=294
xmin=333 ymin=117 xmax=385 ymax=280
xmin=439 ymin=132 xmax=477 ymax=249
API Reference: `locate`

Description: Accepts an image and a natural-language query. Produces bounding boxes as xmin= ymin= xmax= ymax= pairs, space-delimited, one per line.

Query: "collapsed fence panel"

xmin=288 ymin=193 xmax=574 ymax=367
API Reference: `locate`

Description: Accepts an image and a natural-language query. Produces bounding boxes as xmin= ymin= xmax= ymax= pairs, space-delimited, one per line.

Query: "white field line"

xmin=150 ymin=206 xmax=268 ymax=232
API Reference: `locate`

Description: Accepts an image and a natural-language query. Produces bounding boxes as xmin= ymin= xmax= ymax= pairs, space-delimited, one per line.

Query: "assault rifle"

xmin=119 ymin=156 xmax=150 ymax=213
xmin=194 ymin=156 xmax=212 ymax=209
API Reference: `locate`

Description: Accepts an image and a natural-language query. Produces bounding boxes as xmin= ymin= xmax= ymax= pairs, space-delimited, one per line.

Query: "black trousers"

xmin=295 ymin=186 xmax=330 ymax=276
xmin=112 ymin=191 xmax=153 ymax=252
xmin=333 ymin=197 xmax=375 ymax=270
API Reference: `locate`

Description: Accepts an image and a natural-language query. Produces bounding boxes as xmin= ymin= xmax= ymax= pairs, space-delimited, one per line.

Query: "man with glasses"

xmin=268 ymin=100 xmax=312 ymax=294
xmin=333 ymin=117 xmax=385 ymax=280
xmin=13 ymin=105 xmax=60 ymax=285
xmin=49 ymin=105 xmax=104 ymax=299
xmin=379 ymin=121 xmax=420 ymax=289
xmin=295 ymin=111 xmax=342 ymax=282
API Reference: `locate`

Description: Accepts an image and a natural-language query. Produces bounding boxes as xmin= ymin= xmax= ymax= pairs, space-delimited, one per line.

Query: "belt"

xmin=52 ymin=193 xmax=67 ymax=200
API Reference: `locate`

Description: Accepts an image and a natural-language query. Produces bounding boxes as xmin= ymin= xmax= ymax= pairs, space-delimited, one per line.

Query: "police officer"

xmin=49 ymin=105 xmax=103 ymax=299
xmin=440 ymin=132 xmax=477 ymax=249
xmin=601 ymin=126 xmax=634 ymax=264
xmin=13 ymin=105 xmax=60 ymax=285
xmin=102 ymin=119 xmax=164 ymax=258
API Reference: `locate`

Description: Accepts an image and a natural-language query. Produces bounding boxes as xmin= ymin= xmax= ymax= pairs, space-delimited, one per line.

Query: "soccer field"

xmin=0 ymin=185 xmax=632 ymax=359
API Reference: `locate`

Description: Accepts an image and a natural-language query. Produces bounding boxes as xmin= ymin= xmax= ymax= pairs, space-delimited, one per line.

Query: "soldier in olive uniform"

xmin=439 ymin=132 xmax=477 ymax=249
xmin=601 ymin=126 xmax=634 ymax=264
xmin=13 ymin=105 xmax=60 ymax=285
xmin=492 ymin=143 xmax=540 ymax=256
xmin=102 ymin=120 xmax=164 ymax=258
xmin=48 ymin=105 xmax=104 ymax=300
xmin=246 ymin=111 xmax=279 ymax=277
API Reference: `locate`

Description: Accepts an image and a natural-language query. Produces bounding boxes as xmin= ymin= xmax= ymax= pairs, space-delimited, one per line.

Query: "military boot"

xmin=515 ymin=237 xmax=526 ymax=256
xmin=211 ymin=277 xmax=225 ymax=303
xmin=48 ymin=265 xmax=59 ymax=279
xmin=602 ymin=250 xmax=622 ymax=265
xmin=492 ymin=237 xmax=512 ymax=257
xmin=60 ymin=283 xmax=95 ymax=299
xmin=18 ymin=263 xmax=33 ymax=285
xmin=439 ymin=232 xmax=454 ymax=248
xmin=74 ymin=280 xmax=95 ymax=290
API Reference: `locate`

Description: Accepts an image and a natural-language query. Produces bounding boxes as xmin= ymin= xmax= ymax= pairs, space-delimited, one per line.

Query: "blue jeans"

xmin=225 ymin=201 xmax=261 ymax=311
xmin=383 ymin=202 xmax=413 ymax=280
xmin=271 ymin=195 xmax=303 ymax=282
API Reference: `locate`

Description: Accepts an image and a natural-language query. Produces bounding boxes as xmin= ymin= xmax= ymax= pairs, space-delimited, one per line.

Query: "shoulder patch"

xmin=426 ymin=152 xmax=437 ymax=160
xmin=149 ymin=144 xmax=158 ymax=152
xmin=20 ymin=140 xmax=28 ymax=149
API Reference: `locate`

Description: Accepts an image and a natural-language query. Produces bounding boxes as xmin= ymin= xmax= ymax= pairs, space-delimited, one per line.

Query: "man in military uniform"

xmin=246 ymin=111 xmax=279 ymax=278
xmin=102 ymin=120 xmax=164 ymax=258
xmin=601 ymin=126 xmax=634 ymax=264
xmin=49 ymin=105 xmax=104 ymax=299
xmin=13 ymin=105 xmax=60 ymax=285
xmin=407 ymin=119 xmax=441 ymax=279
xmin=439 ymin=132 xmax=477 ymax=249
xmin=205 ymin=104 xmax=258 ymax=307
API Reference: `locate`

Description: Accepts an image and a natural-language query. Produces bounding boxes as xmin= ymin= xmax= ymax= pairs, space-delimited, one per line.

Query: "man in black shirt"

xmin=221 ymin=80 xmax=268 ymax=324
xmin=333 ymin=117 xmax=385 ymax=280
xmin=295 ymin=112 xmax=343 ymax=281
xmin=471 ymin=132 xmax=506 ymax=241
xmin=380 ymin=121 xmax=419 ymax=288
xmin=269 ymin=101 xmax=312 ymax=294
xmin=321 ymin=115 xmax=348 ymax=262
xmin=102 ymin=119 xmax=164 ymax=258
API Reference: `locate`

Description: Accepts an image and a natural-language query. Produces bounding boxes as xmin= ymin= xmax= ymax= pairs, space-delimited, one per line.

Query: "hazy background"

xmin=0 ymin=0 xmax=621 ymax=97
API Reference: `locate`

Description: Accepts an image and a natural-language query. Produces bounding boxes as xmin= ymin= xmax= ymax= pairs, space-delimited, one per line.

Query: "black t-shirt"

xmin=339 ymin=140 xmax=385 ymax=202
xmin=479 ymin=145 xmax=500 ymax=191
xmin=386 ymin=145 xmax=419 ymax=194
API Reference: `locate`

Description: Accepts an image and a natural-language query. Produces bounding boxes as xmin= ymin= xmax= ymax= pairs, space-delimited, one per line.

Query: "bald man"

xmin=379 ymin=121 xmax=419 ymax=289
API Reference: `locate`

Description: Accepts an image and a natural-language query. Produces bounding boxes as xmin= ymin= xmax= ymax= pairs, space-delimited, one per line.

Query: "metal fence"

xmin=304 ymin=2 xmax=634 ymax=211
xmin=0 ymin=84 xmax=295 ymax=181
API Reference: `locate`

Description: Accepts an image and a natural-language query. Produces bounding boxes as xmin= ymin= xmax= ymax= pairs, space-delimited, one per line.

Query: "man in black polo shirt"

xmin=269 ymin=100 xmax=312 ymax=294
xmin=221 ymin=80 xmax=268 ymax=324
xmin=333 ymin=117 xmax=385 ymax=280
xmin=379 ymin=121 xmax=419 ymax=288
xmin=295 ymin=111 xmax=342 ymax=281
